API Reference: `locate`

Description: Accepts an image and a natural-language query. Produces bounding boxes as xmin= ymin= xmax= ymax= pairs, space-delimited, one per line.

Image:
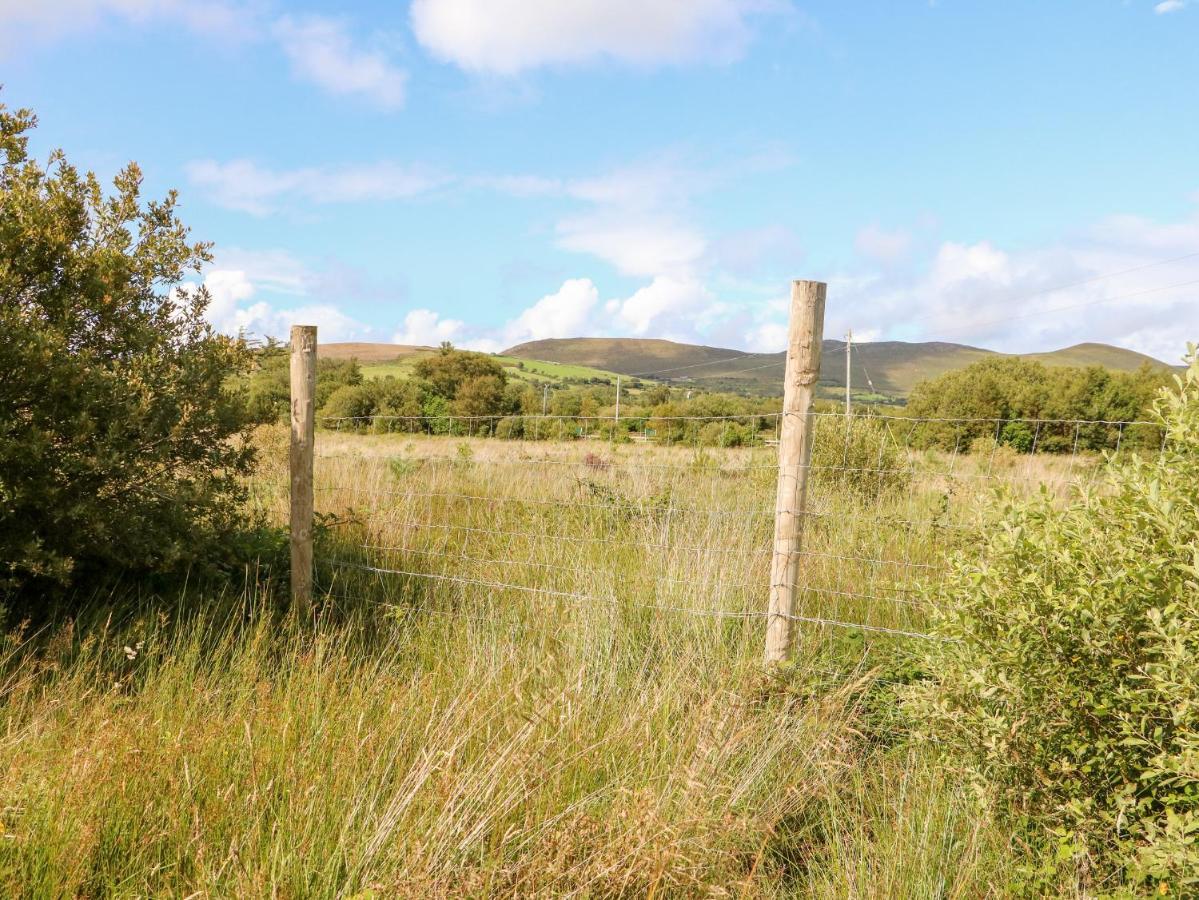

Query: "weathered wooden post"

xmin=765 ymin=280 xmax=826 ymax=663
xmin=290 ymin=324 xmax=317 ymax=617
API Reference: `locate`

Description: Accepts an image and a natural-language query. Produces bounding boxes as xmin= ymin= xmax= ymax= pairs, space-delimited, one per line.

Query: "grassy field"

xmin=491 ymin=355 xmax=627 ymax=385
xmin=0 ymin=423 xmax=1099 ymax=896
xmin=352 ymin=350 xmax=633 ymax=389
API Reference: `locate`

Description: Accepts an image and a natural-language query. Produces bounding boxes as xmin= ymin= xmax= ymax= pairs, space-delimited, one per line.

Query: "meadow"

xmin=353 ymin=351 xmax=628 ymax=390
xmin=0 ymin=418 xmax=1100 ymax=897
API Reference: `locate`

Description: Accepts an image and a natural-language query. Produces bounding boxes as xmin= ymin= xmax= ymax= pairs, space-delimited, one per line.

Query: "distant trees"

xmin=298 ymin=348 xmax=516 ymax=432
xmin=246 ymin=343 xmax=365 ymax=423
xmin=905 ymin=357 xmax=1170 ymax=452
xmin=0 ymin=99 xmax=262 ymax=600
xmin=413 ymin=347 xmax=506 ymax=400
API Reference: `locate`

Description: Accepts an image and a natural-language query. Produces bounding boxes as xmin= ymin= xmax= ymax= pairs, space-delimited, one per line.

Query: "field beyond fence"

xmin=258 ymin=407 xmax=1157 ymax=651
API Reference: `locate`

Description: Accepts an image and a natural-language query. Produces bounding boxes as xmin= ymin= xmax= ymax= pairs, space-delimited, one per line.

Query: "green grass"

xmin=359 ymin=357 xmax=428 ymax=380
xmin=493 ymin=355 xmax=628 ymax=384
xmin=0 ymin=428 xmax=1095 ymax=896
xmin=360 ymin=353 xmax=640 ymax=390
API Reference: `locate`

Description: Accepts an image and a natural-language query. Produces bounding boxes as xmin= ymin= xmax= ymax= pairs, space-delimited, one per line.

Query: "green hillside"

xmin=317 ymin=338 xmax=1174 ymax=401
xmin=501 ymin=338 xmax=756 ymax=379
xmin=502 ymin=337 xmax=1175 ymax=398
xmin=1022 ymin=342 xmax=1174 ymax=371
xmin=319 ymin=342 xmax=631 ymax=389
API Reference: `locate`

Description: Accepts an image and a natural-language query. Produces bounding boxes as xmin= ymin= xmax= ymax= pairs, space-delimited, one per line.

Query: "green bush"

xmin=697 ymin=421 xmax=755 ymax=447
xmin=494 ymin=416 xmax=525 ymax=440
xmin=0 ymin=100 xmax=262 ymax=601
xmin=910 ymin=348 xmax=1199 ymax=892
xmin=319 ymin=384 xmax=376 ymax=429
xmin=906 ymin=356 xmax=1168 ymax=453
xmin=810 ymin=415 xmax=910 ymax=499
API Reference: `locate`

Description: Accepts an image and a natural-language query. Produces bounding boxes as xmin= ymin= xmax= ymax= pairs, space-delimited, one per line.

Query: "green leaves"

xmin=0 ymin=96 xmax=261 ymax=601
xmin=910 ymin=350 xmax=1199 ymax=890
xmin=906 ymin=355 xmax=1171 ymax=454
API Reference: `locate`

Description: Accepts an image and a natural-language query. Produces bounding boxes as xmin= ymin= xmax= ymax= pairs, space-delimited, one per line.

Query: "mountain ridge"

xmin=501 ymin=337 xmax=1175 ymax=396
xmin=318 ymin=337 xmax=1175 ymax=398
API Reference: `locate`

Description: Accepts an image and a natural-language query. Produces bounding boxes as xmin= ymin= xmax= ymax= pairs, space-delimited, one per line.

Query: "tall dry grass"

xmin=0 ymin=423 xmax=1097 ymax=896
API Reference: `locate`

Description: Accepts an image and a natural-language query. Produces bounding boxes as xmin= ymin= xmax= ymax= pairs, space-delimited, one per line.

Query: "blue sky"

xmin=3 ymin=0 xmax=1198 ymax=360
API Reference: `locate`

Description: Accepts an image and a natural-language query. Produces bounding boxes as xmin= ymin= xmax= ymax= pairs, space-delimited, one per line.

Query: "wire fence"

xmin=292 ymin=403 xmax=1165 ymax=646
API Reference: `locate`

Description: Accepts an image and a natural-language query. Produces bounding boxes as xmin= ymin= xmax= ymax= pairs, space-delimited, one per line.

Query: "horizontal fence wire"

xmin=317 ymin=412 xmax=784 ymax=425
xmin=339 ymin=542 xmax=924 ymax=607
xmin=315 ymin=411 xmax=1159 ymax=427
xmin=312 ymin=484 xmax=975 ymax=532
xmin=326 ymin=560 xmax=951 ymax=641
xmin=321 ymin=519 xmax=939 ymax=571
xmin=313 ymin=453 xmax=1092 ymax=484
xmin=295 ymin=409 xmax=1161 ymax=644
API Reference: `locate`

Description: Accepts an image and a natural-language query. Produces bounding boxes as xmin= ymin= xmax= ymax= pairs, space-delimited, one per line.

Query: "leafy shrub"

xmin=1000 ymin=420 xmax=1035 ymax=453
xmin=697 ymin=421 xmax=755 ymax=447
xmin=320 ymin=384 xmax=376 ymax=429
xmin=413 ymin=347 xmax=506 ymax=400
xmin=906 ymin=356 xmax=1167 ymax=453
xmin=0 ymin=100 xmax=262 ymax=601
xmin=909 ymin=348 xmax=1199 ymax=892
xmin=810 ymin=415 xmax=910 ymax=499
xmin=245 ymin=349 xmax=365 ymax=425
xmin=494 ymin=416 xmax=525 ymax=440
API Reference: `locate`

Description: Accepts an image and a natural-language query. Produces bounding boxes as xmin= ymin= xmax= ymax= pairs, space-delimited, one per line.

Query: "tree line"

xmin=244 ymin=344 xmax=1176 ymax=452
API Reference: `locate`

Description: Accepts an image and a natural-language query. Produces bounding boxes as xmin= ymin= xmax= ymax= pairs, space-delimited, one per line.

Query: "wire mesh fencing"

xmin=293 ymin=407 xmax=1165 ymax=648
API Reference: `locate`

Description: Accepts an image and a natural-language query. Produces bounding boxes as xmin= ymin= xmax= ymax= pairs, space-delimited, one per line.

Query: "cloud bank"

xmin=410 ymin=0 xmax=785 ymax=74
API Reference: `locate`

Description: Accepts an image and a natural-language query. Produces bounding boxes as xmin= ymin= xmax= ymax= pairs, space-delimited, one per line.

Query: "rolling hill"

xmin=319 ymin=342 xmax=630 ymax=389
xmin=503 ymin=337 xmax=1175 ymax=398
xmin=318 ymin=338 xmax=1173 ymax=400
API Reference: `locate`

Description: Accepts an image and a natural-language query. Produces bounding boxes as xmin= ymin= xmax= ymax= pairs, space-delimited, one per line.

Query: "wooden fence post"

xmin=765 ymin=280 xmax=826 ymax=663
xmin=290 ymin=324 xmax=317 ymax=617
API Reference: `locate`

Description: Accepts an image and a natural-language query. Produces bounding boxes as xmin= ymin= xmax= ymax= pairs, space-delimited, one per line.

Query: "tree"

xmin=453 ymin=375 xmax=507 ymax=418
xmin=906 ymin=357 xmax=1169 ymax=452
xmin=0 ymin=99 xmax=261 ymax=600
xmin=414 ymin=349 xmax=506 ymax=402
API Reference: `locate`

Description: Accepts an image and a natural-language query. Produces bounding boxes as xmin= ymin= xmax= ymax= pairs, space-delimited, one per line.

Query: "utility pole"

xmin=615 ymin=376 xmax=621 ymax=422
xmin=542 ymin=383 xmax=549 ymax=416
xmin=845 ymin=328 xmax=852 ymax=417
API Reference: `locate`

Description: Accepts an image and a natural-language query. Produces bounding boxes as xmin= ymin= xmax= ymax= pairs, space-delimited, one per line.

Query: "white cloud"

xmin=472 ymin=174 xmax=564 ymax=196
xmin=825 ymin=203 xmax=1199 ymax=363
xmin=214 ymin=248 xmax=311 ymax=296
xmin=1154 ymin=0 xmax=1186 ymax=13
xmin=186 ymin=159 xmax=446 ymax=214
xmin=927 ymin=240 xmax=1013 ymax=289
xmin=0 ymin=3 xmax=406 ymax=110
xmin=410 ymin=0 xmax=785 ymax=74
xmin=611 ymin=275 xmax=716 ymax=335
xmin=191 ymin=270 xmax=368 ymax=342
xmin=744 ymin=320 xmax=788 ymax=352
xmin=392 ymin=309 xmax=466 ymax=346
xmin=180 ymin=249 xmax=371 ymax=342
xmin=272 ymin=15 xmax=407 ymax=110
xmin=502 ymin=278 xmax=599 ymax=343
xmin=557 ymin=215 xmax=706 ymax=278
xmin=410 ymin=273 xmax=730 ymax=352
xmin=0 ymin=0 xmax=251 ymax=43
